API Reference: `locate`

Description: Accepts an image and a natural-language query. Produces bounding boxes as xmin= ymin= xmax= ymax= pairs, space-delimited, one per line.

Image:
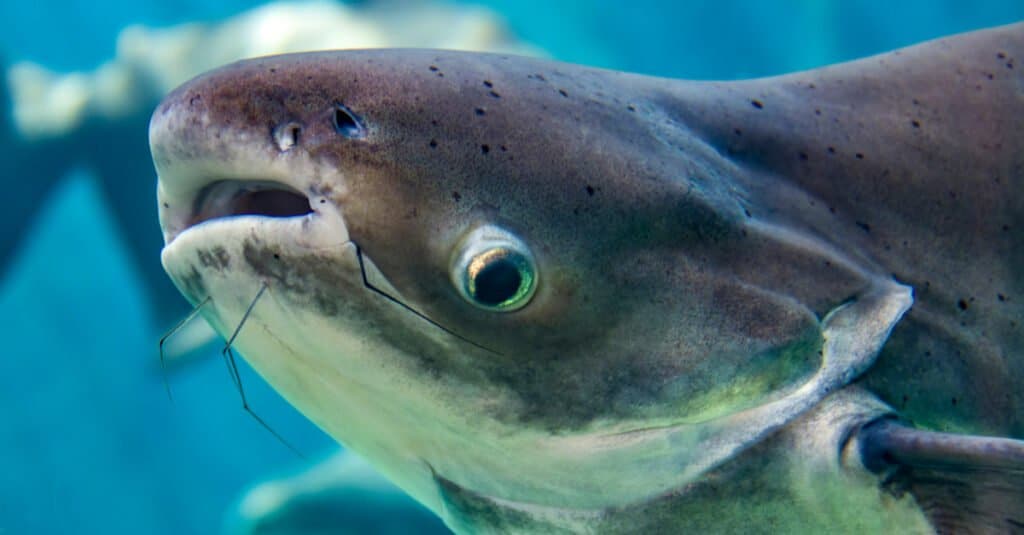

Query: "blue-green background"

xmin=2 ymin=1 xmax=1022 ymax=533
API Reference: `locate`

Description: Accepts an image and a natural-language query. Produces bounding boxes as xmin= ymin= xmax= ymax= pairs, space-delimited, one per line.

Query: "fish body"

xmin=151 ymin=23 xmax=1024 ymax=533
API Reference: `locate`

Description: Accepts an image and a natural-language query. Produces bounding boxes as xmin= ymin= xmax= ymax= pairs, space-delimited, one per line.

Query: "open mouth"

xmin=187 ymin=180 xmax=314 ymax=229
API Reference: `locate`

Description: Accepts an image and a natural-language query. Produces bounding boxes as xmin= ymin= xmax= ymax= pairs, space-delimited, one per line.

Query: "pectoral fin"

xmin=857 ymin=419 xmax=1024 ymax=534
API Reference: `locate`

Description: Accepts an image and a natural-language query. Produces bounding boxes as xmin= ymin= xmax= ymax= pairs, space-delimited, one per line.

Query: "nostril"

xmin=333 ymin=103 xmax=365 ymax=138
xmin=274 ymin=122 xmax=302 ymax=152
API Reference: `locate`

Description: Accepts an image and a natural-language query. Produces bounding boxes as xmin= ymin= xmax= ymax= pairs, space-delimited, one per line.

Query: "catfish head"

xmin=152 ymin=31 xmax=1024 ymax=532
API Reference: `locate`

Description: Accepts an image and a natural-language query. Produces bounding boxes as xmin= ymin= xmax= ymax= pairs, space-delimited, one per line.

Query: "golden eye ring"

xmin=451 ymin=225 xmax=537 ymax=311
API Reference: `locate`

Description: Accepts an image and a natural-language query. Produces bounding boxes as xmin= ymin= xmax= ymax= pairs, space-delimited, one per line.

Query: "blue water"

xmin=1 ymin=1 xmax=1022 ymax=533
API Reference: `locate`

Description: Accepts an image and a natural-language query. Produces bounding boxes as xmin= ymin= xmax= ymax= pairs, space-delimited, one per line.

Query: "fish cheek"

xmin=240 ymin=240 xmax=359 ymax=319
xmin=660 ymin=282 xmax=822 ymax=418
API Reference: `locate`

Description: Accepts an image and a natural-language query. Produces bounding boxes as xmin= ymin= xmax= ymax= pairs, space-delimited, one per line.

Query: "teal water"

xmin=2 ymin=2 xmax=1022 ymax=533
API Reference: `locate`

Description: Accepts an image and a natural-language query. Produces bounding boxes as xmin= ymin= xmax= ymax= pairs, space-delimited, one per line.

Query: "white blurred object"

xmin=7 ymin=0 xmax=540 ymax=140
xmin=228 ymin=449 xmax=451 ymax=534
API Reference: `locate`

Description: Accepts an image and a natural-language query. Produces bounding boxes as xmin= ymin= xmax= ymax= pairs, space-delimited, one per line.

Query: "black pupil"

xmin=474 ymin=259 xmax=522 ymax=305
xmin=333 ymin=104 xmax=363 ymax=138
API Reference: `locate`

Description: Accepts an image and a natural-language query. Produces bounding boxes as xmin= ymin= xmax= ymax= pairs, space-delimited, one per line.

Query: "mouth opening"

xmin=189 ymin=180 xmax=314 ymax=228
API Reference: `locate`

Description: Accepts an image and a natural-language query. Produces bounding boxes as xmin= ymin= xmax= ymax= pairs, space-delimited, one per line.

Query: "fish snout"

xmin=149 ymin=65 xmax=344 ymax=246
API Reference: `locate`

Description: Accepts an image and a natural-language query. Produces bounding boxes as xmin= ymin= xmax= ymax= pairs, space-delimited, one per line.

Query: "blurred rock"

xmin=8 ymin=0 xmax=539 ymax=140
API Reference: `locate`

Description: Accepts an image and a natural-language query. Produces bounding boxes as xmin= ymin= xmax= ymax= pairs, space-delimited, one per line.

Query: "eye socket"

xmin=332 ymin=103 xmax=365 ymax=138
xmin=451 ymin=225 xmax=537 ymax=312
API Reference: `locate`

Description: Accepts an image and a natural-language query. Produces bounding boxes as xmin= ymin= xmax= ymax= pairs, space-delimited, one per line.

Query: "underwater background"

xmin=2 ymin=1 xmax=1023 ymax=533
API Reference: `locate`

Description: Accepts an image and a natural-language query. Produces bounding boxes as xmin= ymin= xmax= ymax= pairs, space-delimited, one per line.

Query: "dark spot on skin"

xmin=499 ymin=145 xmax=507 ymax=152
xmin=751 ymin=99 xmax=764 ymax=109
xmin=856 ymin=221 xmax=871 ymax=233
xmin=911 ymin=120 xmax=920 ymax=128
xmin=987 ymin=73 xmax=994 ymax=80
xmin=273 ymin=253 xmax=280 ymax=260
xmin=431 ymin=120 xmax=439 ymax=127
xmin=585 ymin=185 xmax=595 ymax=196
xmin=558 ymin=89 xmax=568 ymax=97
xmin=242 ymin=242 xmax=342 ymax=317
xmin=163 ymin=202 xmax=170 ymax=208
xmin=483 ymin=80 xmax=493 ymax=88
xmin=855 ymin=153 xmax=864 ymax=159
xmin=429 ymin=65 xmax=439 ymax=71
xmin=176 ymin=266 xmax=207 ymax=301
xmin=197 ymin=247 xmax=231 ymax=271
xmin=814 ymin=108 xmax=821 ymax=115
xmin=798 ymin=152 xmax=808 ymax=161
xmin=1003 ymin=224 xmax=1011 ymax=231
xmin=958 ymin=299 xmax=969 ymax=311
xmin=951 ymin=397 xmax=958 ymax=406
xmin=998 ymin=293 xmax=1007 ymax=302
xmin=998 ymin=52 xmax=1007 ymax=59
xmin=319 ymin=199 xmax=326 ymax=204
xmin=438 ymin=72 xmax=445 ymax=78
xmin=481 ymin=144 xmax=490 ymax=154
xmin=743 ymin=208 xmax=752 ymax=218
xmin=429 ymin=139 xmax=438 ymax=148
xmin=489 ymin=91 xmax=500 ymax=98
xmin=475 ymin=108 xmax=486 ymax=116
xmin=452 ymin=191 xmax=462 ymax=202
xmin=627 ymin=105 xmax=636 ymax=112
xmin=827 ymin=146 xmax=836 ymax=154
xmin=734 ymin=128 xmax=742 ymax=136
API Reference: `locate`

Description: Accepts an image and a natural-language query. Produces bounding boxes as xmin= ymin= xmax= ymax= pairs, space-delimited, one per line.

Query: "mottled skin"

xmin=152 ymin=23 xmax=1024 ymax=533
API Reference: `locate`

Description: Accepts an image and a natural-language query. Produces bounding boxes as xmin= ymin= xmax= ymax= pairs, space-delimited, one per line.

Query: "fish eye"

xmin=332 ymin=103 xmax=365 ymax=138
xmin=451 ymin=225 xmax=537 ymax=312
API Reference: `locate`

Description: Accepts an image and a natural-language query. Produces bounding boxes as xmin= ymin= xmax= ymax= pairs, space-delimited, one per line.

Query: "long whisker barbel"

xmin=354 ymin=243 xmax=500 ymax=355
xmin=222 ymin=284 xmax=266 ymax=392
xmin=158 ymin=295 xmax=212 ymax=402
xmin=221 ymin=283 xmax=305 ymax=459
